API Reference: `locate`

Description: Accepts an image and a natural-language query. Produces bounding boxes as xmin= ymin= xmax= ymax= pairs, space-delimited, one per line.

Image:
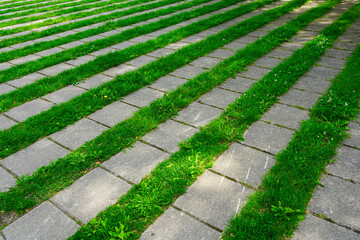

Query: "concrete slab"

xmin=50 ymin=118 xmax=108 ymax=150
xmin=239 ymin=66 xmax=270 ymax=80
xmin=309 ymin=175 xmax=360 ymax=231
xmin=324 ymin=48 xmax=352 ymax=59
xmin=66 ymin=55 xmax=95 ymax=66
xmin=220 ymin=76 xmax=256 ymax=93
xmin=175 ymin=102 xmax=222 ymax=127
xmin=140 ymin=207 xmax=221 ymax=240
xmin=293 ymin=214 xmax=360 ymax=240
xmin=88 ymin=101 xmax=138 ymax=127
xmin=344 ymin=122 xmax=360 ymax=148
xmin=127 ymin=55 xmax=157 ymax=68
xmin=212 ymin=143 xmax=275 ymax=187
xmin=103 ymin=141 xmax=170 ymax=184
xmin=253 ymin=57 xmax=282 ymax=69
xmin=0 ymin=114 xmax=17 ymax=131
xmin=170 ymin=65 xmax=207 ymax=79
xmin=77 ymin=74 xmax=113 ymax=89
xmin=208 ymin=48 xmax=235 ymax=59
xmin=149 ymin=75 xmax=187 ymax=92
xmin=199 ymin=87 xmax=239 ymax=109
xmin=142 ymin=120 xmax=198 ymax=153
xmin=327 ymin=146 xmax=360 ymax=183
xmin=174 ymin=170 xmax=252 ymax=230
xmin=5 ymin=98 xmax=54 ymax=122
xmin=190 ymin=56 xmax=221 ymax=69
xmin=0 ymin=166 xmax=16 ymax=192
xmin=122 ymin=87 xmax=164 ymax=107
xmin=38 ymin=63 xmax=74 ymax=77
xmin=2 ymin=138 xmax=69 ymax=177
xmin=103 ymin=64 xmax=137 ymax=77
xmin=305 ymin=66 xmax=340 ymax=80
xmin=43 ymin=85 xmax=86 ymax=104
xmin=293 ymin=76 xmax=331 ymax=94
xmin=317 ymin=56 xmax=346 ymax=70
xmin=7 ymin=72 xmax=45 ymax=88
xmin=52 ymin=168 xmax=131 ymax=224
xmin=0 ymin=84 xmax=16 ymax=95
xmin=242 ymin=121 xmax=294 ymax=155
xmin=261 ymin=103 xmax=309 ymax=129
xmin=2 ymin=201 xmax=79 ymax=240
xmin=279 ymin=88 xmax=321 ymax=109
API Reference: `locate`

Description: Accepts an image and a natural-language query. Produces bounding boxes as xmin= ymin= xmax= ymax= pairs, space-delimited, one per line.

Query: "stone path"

xmin=0 ymin=0 xmax=359 ymax=239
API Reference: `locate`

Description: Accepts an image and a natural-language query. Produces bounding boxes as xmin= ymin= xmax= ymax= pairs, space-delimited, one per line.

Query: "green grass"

xmin=222 ymin=41 xmax=360 ymax=240
xmin=0 ymin=0 xmax=107 ymax=21
xmin=0 ymin=0 xmax=304 ymax=161
xmin=0 ymin=0 xmax=179 ymax=46
xmin=0 ymin=0 xmax=211 ymax=61
xmin=0 ymin=0 xmax=69 ymax=9
xmin=68 ymin=3 xmax=360 ymax=239
xmin=0 ymin=0 xmax=146 ymax=29
xmin=0 ymin=0 xmax=338 ymax=223
xmin=0 ymin=0 xmax=260 ymax=108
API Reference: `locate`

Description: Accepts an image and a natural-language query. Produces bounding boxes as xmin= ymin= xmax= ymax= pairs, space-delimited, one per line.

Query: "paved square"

xmin=175 ymin=102 xmax=222 ymax=127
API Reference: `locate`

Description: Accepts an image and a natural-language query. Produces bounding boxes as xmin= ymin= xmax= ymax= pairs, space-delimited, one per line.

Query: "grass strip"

xmin=0 ymin=0 xmax=258 ymax=107
xmin=0 ymin=0 xmax=160 ymax=34
xmin=222 ymin=36 xmax=360 ymax=240
xmin=69 ymin=4 xmax=360 ymax=239
xmin=0 ymin=0 xmax=207 ymax=62
xmin=0 ymin=0 xmax=302 ymax=159
xmin=0 ymin=0 xmax=180 ymax=47
xmin=0 ymin=0 xmax=340 ymax=221
xmin=0 ymin=0 xmax=107 ymax=21
xmin=0 ymin=0 xmax=61 ymax=9
xmin=0 ymin=0 xmax=141 ymax=29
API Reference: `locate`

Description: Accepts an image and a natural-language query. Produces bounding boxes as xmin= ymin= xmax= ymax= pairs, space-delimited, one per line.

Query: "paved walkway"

xmin=0 ymin=0 xmax=359 ymax=239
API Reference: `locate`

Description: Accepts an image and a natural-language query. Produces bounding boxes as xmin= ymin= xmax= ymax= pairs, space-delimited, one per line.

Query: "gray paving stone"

xmin=2 ymin=201 xmax=79 ymax=240
xmin=305 ymin=66 xmax=340 ymax=80
xmin=122 ymin=87 xmax=164 ymax=107
xmin=222 ymin=41 xmax=247 ymax=51
xmin=242 ymin=121 xmax=294 ymax=155
xmin=333 ymin=41 xmax=357 ymax=50
xmin=293 ymin=214 xmax=360 ymax=240
xmin=38 ymin=63 xmax=74 ymax=76
xmin=219 ymin=76 xmax=256 ymax=93
xmin=7 ymin=72 xmax=45 ymax=88
xmin=33 ymin=35 xmax=58 ymax=42
xmin=240 ymin=66 xmax=270 ymax=80
xmin=248 ymin=30 xmax=268 ymax=38
xmin=0 ymin=114 xmax=17 ymax=130
xmin=36 ymin=47 xmax=64 ymax=56
xmin=142 ymin=120 xmax=198 ymax=153
xmin=279 ymin=89 xmax=321 ymax=109
xmin=253 ymin=56 xmax=282 ymax=69
xmin=324 ymin=48 xmax=352 ymax=59
xmin=127 ymin=55 xmax=157 ymax=68
xmin=289 ymin=35 xmax=312 ymax=44
xmin=147 ymin=48 xmax=175 ymax=58
xmin=77 ymin=73 xmax=113 ymax=89
xmin=0 ymin=83 xmax=16 ymax=95
xmin=174 ymin=170 xmax=252 ymax=230
xmin=175 ymin=102 xmax=222 ymax=127
xmin=103 ymin=141 xmax=170 ymax=184
xmin=262 ymin=103 xmax=309 ymax=129
xmin=0 ymin=62 xmax=13 ymax=71
xmin=165 ymin=41 xmax=190 ymax=50
xmin=199 ymin=87 xmax=239 ymax=109
xmin=293 ymin=76 xmax=331 ymax=94
xmin=212 ymin=143 xmax=275 ymax=187
xmin=208 ymin=48 xmax=235 ymax=59
xmin=1 ymin=138 xmax=69 ymax=177
xmin=0 ymin=167 xmax=16 ymax=192
xmin=59 ymin=41 xmax=84 ymax=49
xmin=56 ymin=30 xmax=78 ymax=37
xmin=309 ymin=175 xmax=360 ymax=231
xmin=50 ymin=118 xmax=108 ymax=150
xmin=317 ymin=56 xmax=346 ymax=70
xmin=149 ymin=75 xmax=187 ymax=92
xmin=344 ymin=122 xmax=360 ymax=148
xmin=88 ymin=101 xmax=138 ymax=127
xmin=99 ymin=29 xmax=121 ymax=37
xmin=43 ymin=85 xmax=86 ymax=104
xmin=103 ymin=64 xmax=137 ymax=77
xmin=170 ymin=65 xmax=207 ymax=79
xmin=9 ymin=54 xmax=41 ymax=65
xmin=146 ymin=30 xmax=168 ymax=37
xmin=66 ymin=55 xmax=95 ymax=66
xmin=279 ymin=42 xmax=303 ymax=51
xmin=236 ymin=36 xmax=258 ymax=44
xmin=111 ymin=41 xmax=137 ymax=50
xmin=327 ymin=146 xmax=360 ymax=183
xmin=89 ymin=47 xmax=117 ymax=57
xmin=190 ymin=56 xmax=221 ymax=69
xmin=131 ymin=35 xmax=155 ymax=43
xmin=10 ymin=41 xmax=36 ymax=49
xmin=5 ymin=99 xmax=54 ymax=122
xmin=51 ymin=168 xmax=131 ymax=224
xmin=267 ymin=48 xmax=293 ymax=59
xmin=182 ymin=35 xmax=205 ymax=43
xmin=140 ymin=207 xmax=220 ymax=240
xmin=79 ymin=35 xmax=104 ymax=43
